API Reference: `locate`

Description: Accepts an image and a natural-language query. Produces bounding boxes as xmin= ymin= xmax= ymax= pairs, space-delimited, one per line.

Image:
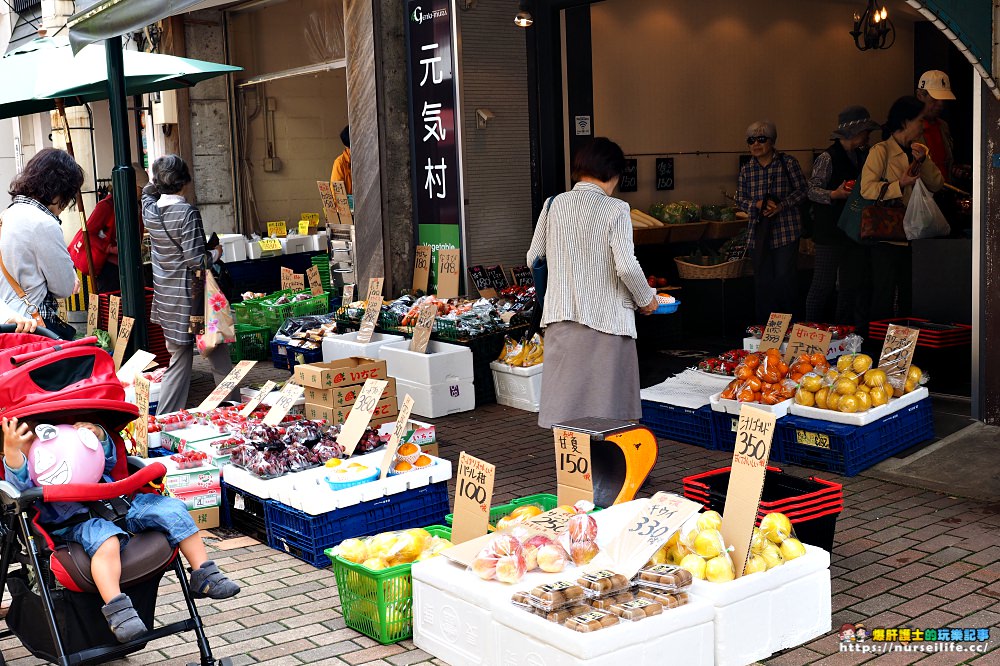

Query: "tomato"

xmin=647 ymin=276 xmax=656 ymax=287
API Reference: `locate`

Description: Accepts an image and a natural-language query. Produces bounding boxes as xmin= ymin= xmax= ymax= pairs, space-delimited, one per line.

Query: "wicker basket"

xmin=674 ymin=256 xmax=747 ymax=280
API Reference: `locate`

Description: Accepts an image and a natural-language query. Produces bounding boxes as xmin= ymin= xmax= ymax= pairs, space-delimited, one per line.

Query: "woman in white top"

xmin=527 ymin=137 xmax=657 ymax=428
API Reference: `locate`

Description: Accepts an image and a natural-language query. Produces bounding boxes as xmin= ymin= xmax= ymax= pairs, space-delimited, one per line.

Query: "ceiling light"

xmin=515 ymin=2 xmax=533 ymax=28
xmin=851 ymin=0 xmax=895 ymax=51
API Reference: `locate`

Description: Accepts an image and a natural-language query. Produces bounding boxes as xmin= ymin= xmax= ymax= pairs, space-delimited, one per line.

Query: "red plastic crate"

xmin=683 ymin=466 xmax=843 ymax=514
xmin=98 ymin=289 xmax=170 ymax=368
xmin=868 ymin=318 xmax=971 ymax=349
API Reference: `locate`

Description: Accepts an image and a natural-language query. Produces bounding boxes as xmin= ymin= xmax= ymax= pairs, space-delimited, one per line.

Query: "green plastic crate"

xmin=444 ymin=493 xmax=558 ymax=528
xmin=260 ymin=290 xmax=322 ymax=334
xmin=326 ymin=525 xmax=451 ymax=644
xmin=230 ymin=323 xmax=271 ymax=363
xmin=290 ymin=291 xmax=331 ymax=317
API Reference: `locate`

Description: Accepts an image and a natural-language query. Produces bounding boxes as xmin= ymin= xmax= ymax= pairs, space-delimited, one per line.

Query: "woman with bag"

xmin=142 ymin=155 xmax=233 ymax=415
xmin=527 ymin=137 xmax=657 ymax=429
xmin=860 ymin=96 xmax=943 ymax=323
xmin=0 ymin=148 xmax=82 ymax=339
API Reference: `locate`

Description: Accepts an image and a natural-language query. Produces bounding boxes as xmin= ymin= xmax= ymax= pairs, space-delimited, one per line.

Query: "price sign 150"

xmin=559 ymin=452 xmax=589 ymax=475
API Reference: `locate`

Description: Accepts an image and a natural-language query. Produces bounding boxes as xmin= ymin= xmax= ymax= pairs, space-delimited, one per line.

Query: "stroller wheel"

xmin=186 ymin=659 xmax=232 ymax=666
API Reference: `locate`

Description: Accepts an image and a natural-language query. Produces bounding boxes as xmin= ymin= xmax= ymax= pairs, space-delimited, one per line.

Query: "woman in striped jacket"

xmin=527 ymin=138 xmax=657 ymax=428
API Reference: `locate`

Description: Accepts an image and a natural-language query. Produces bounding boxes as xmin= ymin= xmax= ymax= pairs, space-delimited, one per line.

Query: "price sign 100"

xmin=560 ymin=452 xmax=589 ymax=475
xmin=458 ymin=477 xmax=488 ymax=505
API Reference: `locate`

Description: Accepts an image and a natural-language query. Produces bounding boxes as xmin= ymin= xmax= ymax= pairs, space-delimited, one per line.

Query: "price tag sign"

xmin=133 ymin=374 xmax=151 ymax=458
xmin=336 ymin=379 xmax=389 ymax=456
xmin=524 ymin=508 xmax=575 ymax=539
xmin=112 ymin=317 xmax=135 ymax=369
xmin=604 ymin=492 xmax=702 ymax=579
xmin=555 ymin=429 xmax=593 ymax=506
xmin=198 ymin=360 xmax=257 ymax=411
xmin=783 ymin=325 xmax=833 ymax=364
xmin=437 ymin=248 xmax=460 ymax=298
xmin=468 ymin=265 xmax=497 ymax=299
xmin=302 ymin=213 xmax=321 ymax=227
xmin=721 ymin=405 xmax=776 ymax=578
xmin=266 ymin=220 xmax=288 ymax=238
xmin=87 ymin=296 xmax=99 ymax=335
xmin=117 ymin=350 xmax=156 ymax=384
xmin=259 ymin=238 xmax=282 ymax=252
xmin=357 ymin=277 xmax=384 ymax=344
xmin=317 ymin=181 xmax=339 ymax=225
xmin=331 ymin=181 xmax=353 ymax=224
xmin=289 ymin=274 xmax=305 ymax=291
xmin=108 ymin=295 xmax=121 ymax=344
xmin=379 ymin=394 xmax=415 ymax=480
xmin=262 ymin=381 xmax=305 ymax=426
xmin=452 ymin=452 xmax=496 ymax=544
xmin=413 ymin=245 xmax=432 ymax=293
xmin=878 ymin=324 xmax=920 ymax=397
xmin=307 ymin=266 xmax=324 ymax=295
xmin=759 ymin=313 xmax=792 ymax=352
xmin=409 ymin=303 xmax=437 ymax=353
xmin=280 ymin=267 xmax=296 ymax=291
xmin=298 ymin=220 xmax=311 ymax=236
xmin=57 ymin=298 xmax=67 ymax=321
xmin=484 ymin=265 xmax=509 ymax=291
xmin=510 ymin=265 xmax=533 ymax=287
xmin=342 ymin=283 xmax=355 ymax=304
xmin=241 ymin=380 xmax=277 ymax=417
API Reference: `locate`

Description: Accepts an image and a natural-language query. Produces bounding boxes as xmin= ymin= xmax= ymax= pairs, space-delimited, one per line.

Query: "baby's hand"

xmin=74 ymin=422 xmax=106 ymax=441
xmin=2 ymin=417 xmax=34 ymax=466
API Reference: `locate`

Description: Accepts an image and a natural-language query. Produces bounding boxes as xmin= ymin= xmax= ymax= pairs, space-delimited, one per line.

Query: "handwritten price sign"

xmin=262 ymin=381 xmax=304 ymax=426
xmin=108 ymin=295 xmax=121 ymax=344
xmin=266 ymin=220 xmax=288 ymax=238
xmin=259 ymin=238 xmax=282 ymax=252
xmin=112 ymin=317 xmax=135 ymax=370
xmin=133 ymin=375 xmax=151 ymax=458
xmin=87 ymin=296 xmax=99 ymax=335
xmin=783 ymin=325 xmax=833 ymax=364
xmin=317 ymin=181 xmax=338 ymax=225
xmin=452 ymin=452 xmax=496 ymax=544
xmin=198 ymin=360 xmax=257 ymax=411
xmin=878 ymin=324 xmax=920 ymax=397
xmin=379 ymin=394 xmax=416 ymax=480
xmin=357 ymin=277 xmax=384 ymax=344
xmin=605 ymin=492 xmax=701 ymax=579
xmin=437 ymin=248 xmax=460 ymax=298
xmin=413 ymin=246 xmax=431 ymax=293
xmin=240 ymin=380 xmax=277 ymax=417
xmin=337 ymin=378 xmax=389 ymax=456
xmin=759 ymin=313 xmax=792 ymax=352
xmin=555 ymin=429 xmax=593 ymax=506
xmin=409 ymin=303 xmax=437 ymax=353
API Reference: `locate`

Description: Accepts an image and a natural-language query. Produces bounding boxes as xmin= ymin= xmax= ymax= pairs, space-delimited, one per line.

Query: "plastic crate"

xmin=710 ymin=410 xmax=785 ymax=462
xmin=776 ymin=397 xmax=934 ymax=476
xmin=221 ymin=481 xmax=271 ymax=543
xmin=640 ymin=401 xmax=714 ymax=449
xmin=327 ymin=525 xmax=452 ymax=644
xmin=444 ymin=492 xmax=558 ymax=527
xmin=266 ymin=482 xmax=450 ymax=567
xmin=868 ymin=318 xmax=972 ymax=349
xmin=290 ymin=291 xmax=331 ymax=318
xmin=230 ymin=324 xmax=271 ymax=363
xmin=271 ymin=339 xmax=323 ymax=371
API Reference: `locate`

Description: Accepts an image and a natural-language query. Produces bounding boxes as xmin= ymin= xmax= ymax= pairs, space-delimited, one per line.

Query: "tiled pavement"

xmin=0 ymin=360 xmax=997 ymax=665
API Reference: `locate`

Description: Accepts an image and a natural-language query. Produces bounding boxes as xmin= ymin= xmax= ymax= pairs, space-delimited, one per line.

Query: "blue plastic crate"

xmin=640 ymin=401 xmax=714 ymax=449
xmin=266 ymin=482 xmax=450 ymax=567
xmin=221 ymin=481 xmax=272 ymax=543
xmin=775 ymin=398 xmax=934 ymax=477
xmin=271 ymin=339 xmax=323 ymax=371
xmin=710 ymin=409 xmax=786 ymax=463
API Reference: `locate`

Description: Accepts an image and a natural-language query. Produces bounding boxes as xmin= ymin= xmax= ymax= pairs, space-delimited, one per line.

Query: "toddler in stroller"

xmin=2 ymin=416 xmax=240 ymax=643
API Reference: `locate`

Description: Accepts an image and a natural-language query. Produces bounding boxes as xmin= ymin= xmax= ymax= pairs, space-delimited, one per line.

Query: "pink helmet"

xmin=28 ymin=424 xmax=105 ymax=486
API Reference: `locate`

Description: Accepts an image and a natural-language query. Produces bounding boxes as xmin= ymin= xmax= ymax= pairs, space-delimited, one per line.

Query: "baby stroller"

xmin=0 ymin=325 xmax=232 ymax=666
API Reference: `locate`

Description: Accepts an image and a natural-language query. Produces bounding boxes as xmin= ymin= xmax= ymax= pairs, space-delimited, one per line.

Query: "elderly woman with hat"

xmin=806 ymin=106 xmax=879 ymax=324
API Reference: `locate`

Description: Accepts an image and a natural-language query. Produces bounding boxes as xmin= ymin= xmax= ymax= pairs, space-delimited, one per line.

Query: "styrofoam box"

xmin=124 ymin=382 xmax=161 ymax=408
xmin=710 ymin=392 xmax=793 ymax=417
xmin=490 ymin=362 xmax=542 ymax=412
xmin=217 ymin=234 xmax=247 ymax=263
xmin=379 ymin=339 xmax=474 ymax=385
xmin=280 ymin=236 xmax=311 ymax=254
xmin=743 ymin=336 xmax=848 ymax=360
xmin=322 ymin=332 xmax=405 ymax=364
xmin=305 ymin=231 xmax=328 ymax=252
xmin=246 ymin=240 xmax=262 ymax=260
xmin=788 ymin=386 xmax=929 ymax=426
xmin=689 ymin=545 xmax=832 ymax=666
xmin=396 ymin=376 xmax=475 ymax=418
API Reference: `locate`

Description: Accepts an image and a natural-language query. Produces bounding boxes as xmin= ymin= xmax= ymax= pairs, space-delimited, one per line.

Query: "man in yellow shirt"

xmin=331 ymin=126 xmax=352 ymax=194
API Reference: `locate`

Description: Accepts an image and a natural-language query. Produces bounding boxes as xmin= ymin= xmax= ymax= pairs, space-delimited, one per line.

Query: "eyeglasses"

xmin=746 ymin=136 xmax=771 ymax=145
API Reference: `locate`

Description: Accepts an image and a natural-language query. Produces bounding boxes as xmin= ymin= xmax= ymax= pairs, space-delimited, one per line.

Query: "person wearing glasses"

xmin=0 ymin=148 xmax=82 ymax=339
xmin=736 ymin=121 xmax=809 ymax=322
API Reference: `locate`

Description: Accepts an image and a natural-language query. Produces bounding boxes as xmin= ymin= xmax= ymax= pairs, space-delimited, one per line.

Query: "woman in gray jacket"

xmin=527 ymin=138 xmax=657 ymax=428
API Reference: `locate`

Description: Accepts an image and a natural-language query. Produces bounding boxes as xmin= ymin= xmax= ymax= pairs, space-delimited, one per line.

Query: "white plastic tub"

xmin=217 ymin=234 xmax=247 ymax=262
xmin=378 ymin=339 xmax=474 ymax=385
xmin=322 ymin=332 xmax=405 ymax=364
xmin=490 ymin=362 xmax=542 ymax=412
xmin=788 ymin=386 xmax=929 ymax=426
xmin=395 ymin=377 xmax=475 ymax=418
xmin=279 ymin=236 xmax=310 ymax=254
xmin=709 ymin=392 xmax=793 ymax=417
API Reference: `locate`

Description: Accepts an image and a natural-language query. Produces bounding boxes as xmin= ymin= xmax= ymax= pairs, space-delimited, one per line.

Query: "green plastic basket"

xmin=235 ymin=289 xmax=293 ymax=329
xmin=290 ymin=291 xmax=331 ymax=317
xmin=326 ymin=525 xmax=451 ymax=644
xmin=230 ymin=323 xmax=271 ymax=363
xmin=260 ymin=290 xmax=325 ymax=334
xmin=444 ymin=493 xmax=558 ymax=528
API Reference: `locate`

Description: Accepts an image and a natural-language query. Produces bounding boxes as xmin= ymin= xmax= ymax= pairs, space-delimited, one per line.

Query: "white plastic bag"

xmin=904 ymin=180 xmax=950 ymax=240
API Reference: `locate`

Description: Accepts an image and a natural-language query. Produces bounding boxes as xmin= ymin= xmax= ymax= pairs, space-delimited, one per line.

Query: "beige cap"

xmin=917 ymin=70 xmax=956 ymax=100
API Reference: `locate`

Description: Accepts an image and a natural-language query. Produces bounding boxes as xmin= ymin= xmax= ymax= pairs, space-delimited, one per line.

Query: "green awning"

xmin=908 ymin=0 xmax=995 ymax=96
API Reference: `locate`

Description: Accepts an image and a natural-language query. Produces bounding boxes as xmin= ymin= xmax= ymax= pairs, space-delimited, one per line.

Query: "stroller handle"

xmin=0 ymin=324 xmax=59 ymax=339
xmin=41 ymin=462 xmax=167 ymax=504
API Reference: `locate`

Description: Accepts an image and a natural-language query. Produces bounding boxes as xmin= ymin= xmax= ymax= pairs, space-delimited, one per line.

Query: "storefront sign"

xmin=413 ymin=245 xmax=432 ymax=292
xmin=483 ymin=265 xmax=508 ymax=291
xmin=262 ymin=381 xmax=305 ymax=426
xmin=655 ymin=158 xmax=675 ymax=191
xmin=603 ymin=492 xmax=701 ymax=579
xmin=307 ymin=266 xmax=324 ymax=295
xmin=108 ymin=294 xmax=121 ymax=343
xmin=437 ymin=248 xmax=460 ymax=298
xmin=409 ymin=303 xmax=437 ymax=353
xmin=112 ymin=316 xmax=135 ymax=369
xmin=316 ymin=181 xmax=339 ymax=225
xmin=407 ymin=0 xmax=464 ymax=293
xmin=452 ymin=451 xmax=495 ymax=544
xmin=759 ymin=313 xmax=792 ymax=352
xmin=721 ymin=405 xmax=776 ymax=578
xmin=783 ymin=325 xmax=832 ymax=363
xmin=133 ymin=374 xmax=150 ymax=458
xmin=87 ymin=296 xmax=99 ymax=336
xmin=468 ymin=265 xmax=497 ymax=298
xmin=555 ymin=429 xmax=593 ymax=506
xmin=240 ymin=380 xmax=277 ymax=417
xmin=379 ymin=394 xmax=416 ymax=481
xmin=878 ymin=324 xmax=920 ymax=397
xmin=619 ymin=159 xmax=638 ymax=193
xmin=331 ymin=181 xmax=353 ymax=224
xmin=337 ymin=378 xmax=390 ymax=456
xmin=198 ymin=360 xmax=257 ymax=411
xmin=510 ymin=265 xmax=533 ymax=287
xmin=357 ymin=277 xmax=385 ymax=344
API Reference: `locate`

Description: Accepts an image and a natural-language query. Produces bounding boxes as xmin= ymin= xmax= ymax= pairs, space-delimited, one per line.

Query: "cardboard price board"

xmin=289 ymin=274 xmax=306 ymax=291
xmin=484 ymin=265 xmax=508 ymax=291
xmin=409 ymin=303 xmax=437 ymax=353
xmin=241 ymin=380 xmax=277 ymax=417
xmin=878 ymin=324 xmax=920 ymax=396
xmin=444 ymin=507 xmax=571 ymax=567
xmin=510 ymin=265 xmax=533 ymax=287
xmin=331 ymin=181 xmax=353 ymax=224
xmin=783 ymin=325 xmax=833 ymax=363
xmin=280 ymin=267 xmax=296 ymax=291
xmin=259 ymin=238 xmax=282 ymax=252
xmin=721 ymin=405 xmax=777 ymax=578
xmin=379 ymin=394 xmax=415 ymax=480
xmin=198 ymin=360 xmax=257 ymax=411
xmin=342 ymin=283 xmax=355 ymax=305
xmin=316 ymin=181 xmax=339 ymax=225
xmin=452 ymin=452 xmax=496 ymax=544
xmin=133 ymin=375 xmax=151 ymax=458
xmin=307 ymin=266 xmax=324 ymax=295
xmin=468 ymin=266 xmax=497 ymax=298
xmin=86 ymin=296 xmax=99 ymax=335
xmin=603 ymin=492 xmax=702 ymax=579
xmin=112 ymin=317 xmax=135 ymax=369
xmin=357 ymin=277 xmax=384 ymax=344
xmin=759 ymin=313 xmax=792 ymax=352
xmin=117 ymin=350 xmax=156 ymax=385
xmin=437 ymin=248 xmax=460 ymax=298
xmin=555 ymin=429 xmax=593 ymax=506
xmin=108 ymin=295 xmax=121 ymax=344
xmin=266 ymin=220 xmax=288 ymax=238
xmin=413 ymin=246 xmax=432 ymax=293
xmin=262 ymin=381 xmax=305 ymax=426
xmin=336 ymin=379 xmax=389 ymax=456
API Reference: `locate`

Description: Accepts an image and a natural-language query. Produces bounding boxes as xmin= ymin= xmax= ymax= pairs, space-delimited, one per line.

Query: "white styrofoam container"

xmin=379 ymin=339 xmax=474 ymax=385
xmin=280 ymin=236 xmax=310 ymax=254
xmin=690 ymin=545 xmax=832 ymax=666
xmin=743 ymin=336 xmax=848 ymax=360
xmin=709 ymin=392 xmax=793 ymax=417
xmin=788 ymin=386 xmax=929 ymax=426
xmin=322 ymin=332 xmax=405 ymax=364
xmin=396 ymin=376 xmax=475 ymax=418
xmin=305 ymin=231 xmax=328 ymax=252
xmin=490 ymin=362 xmax=542 ymax=412
xmin=217 ymin=234 xmax=247 ymax=263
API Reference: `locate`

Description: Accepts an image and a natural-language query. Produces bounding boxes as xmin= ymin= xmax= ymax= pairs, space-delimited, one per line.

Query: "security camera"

xmin=476 ymin=108 xmax=495 ymax=129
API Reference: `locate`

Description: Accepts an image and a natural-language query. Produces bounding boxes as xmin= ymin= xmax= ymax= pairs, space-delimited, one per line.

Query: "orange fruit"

xmin=414 ymin=455 xmax=433 ymax=467
xmin=809 ymin=353 xmax=827 ymax=367
xmin=394 ymin=461 xmax=414 ymax=472
xmin=744 ymin=355 xmax=760 ymax=369
xmin=398 ymin=443 xmax=419 ymax=456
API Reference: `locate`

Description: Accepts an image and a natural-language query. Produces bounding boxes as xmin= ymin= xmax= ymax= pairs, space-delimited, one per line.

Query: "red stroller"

xmin=0 ymin=326 xmax=232 ymax=666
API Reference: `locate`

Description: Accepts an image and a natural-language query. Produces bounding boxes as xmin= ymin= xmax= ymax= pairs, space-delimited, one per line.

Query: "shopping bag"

xmin=195 ymin=270 xmax=236 ymax=356
xmin=904 ymin=179 xmax=950 ymax=240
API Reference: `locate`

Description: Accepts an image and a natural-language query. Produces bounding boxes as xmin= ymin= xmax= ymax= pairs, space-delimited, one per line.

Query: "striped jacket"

xmin=527 ymin=182 xmax=655 ymax=339
xmin=142 ymin=184 xmax=208 ymax=345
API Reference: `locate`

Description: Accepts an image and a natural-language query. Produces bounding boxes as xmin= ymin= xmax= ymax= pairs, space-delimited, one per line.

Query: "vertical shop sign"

xmin=620 ymin=159 xmax=638 ymax=192
xmin=407 ymin=0 xmax=463 ymax=293
xmin=655 ymin=158 xmax=675 ymax=191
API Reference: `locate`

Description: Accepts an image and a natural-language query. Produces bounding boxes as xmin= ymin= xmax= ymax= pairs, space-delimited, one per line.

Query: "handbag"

xmin=69 ymin=226 xmax=111 ymax=276
xmin=859 ymin=182 xmax=906 ymax=242
xmin=531 ymin=196 xmax=555 ymax=310
xmin=195 ymin=270 xmax=236 ymax=357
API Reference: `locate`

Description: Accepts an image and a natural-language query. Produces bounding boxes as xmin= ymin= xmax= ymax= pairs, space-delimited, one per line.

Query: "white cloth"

xmin=0 ymin=203 xmax=77 ymax=318
xmin=639 ymin=369 xmax=734 ymax=409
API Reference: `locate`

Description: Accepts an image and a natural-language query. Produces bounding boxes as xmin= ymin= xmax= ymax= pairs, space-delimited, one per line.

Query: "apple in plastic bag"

xmin=570 ymin=540 xmax=599 ymax=566
xmin=495 ymin=554 xmax=527 ymax=584
xmin=567 ymin=514 xmax=598 ymax=542
xmin=536 ymin=543 xmax=568 ymax=573
xmin=522 ymin=535 xmax=553 ymax=571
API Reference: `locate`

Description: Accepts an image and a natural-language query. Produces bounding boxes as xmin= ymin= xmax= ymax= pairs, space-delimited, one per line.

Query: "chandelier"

xmin=851 ymin=1 xmax=895 ymax=51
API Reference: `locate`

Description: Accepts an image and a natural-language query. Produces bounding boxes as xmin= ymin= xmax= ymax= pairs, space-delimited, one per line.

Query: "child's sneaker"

xmin=101 ymin=593 xmax=148 ymax=643
xmin=189 ymin=560 xmax=240 ymax=599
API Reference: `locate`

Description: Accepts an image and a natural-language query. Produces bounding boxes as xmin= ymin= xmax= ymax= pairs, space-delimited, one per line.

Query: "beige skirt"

xmin=538 ymin=321 xmax=642 ymax=429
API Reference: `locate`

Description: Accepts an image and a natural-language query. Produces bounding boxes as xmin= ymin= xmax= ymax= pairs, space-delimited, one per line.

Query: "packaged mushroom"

xmin=609 ymin=598 xmax=664 ymax=621
xmin=637 ymin=588 xmax=689 ymax=609
xmin=524 ymin=581 xmax=587 ymax=612
xmin=634 ymin=563 xmax=694 ymax=592
xmin=563 ymin=609 xmax=619 ymax=633
xmin=576 ymin=570 xmax=632 ymax=599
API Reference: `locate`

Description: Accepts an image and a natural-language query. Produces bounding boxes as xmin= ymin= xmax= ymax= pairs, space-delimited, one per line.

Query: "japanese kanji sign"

xmin=603 ymin=492 xmax=701 ymax=579
xmin=878 ymin=324 xmax=920 ymax=397
xmin=198 ymin=360 xmax=257 ymax=411
xmin=413 ymin=245 xmax=432 ymax=293
xmin=555 ymin=429 xmax=593 ymax=506
xmin=452 ymin=452 xmax=495 ymax=544
xmin=759 ymin=313 xmax=792 ymax=352
xmin=133 ymin=374 xmax=150 ymax=458
xmin=783 ymin=325 xmax=833 ymax=363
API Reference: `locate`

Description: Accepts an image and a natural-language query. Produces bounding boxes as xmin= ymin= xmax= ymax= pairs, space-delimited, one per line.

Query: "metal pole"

xmin=106 ymin=35 xmax=148 ymax=353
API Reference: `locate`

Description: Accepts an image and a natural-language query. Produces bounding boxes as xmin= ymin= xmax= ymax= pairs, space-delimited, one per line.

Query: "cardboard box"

xmin=302 ymin=377 xmax=396 ymax=408
xmin=188 ymin=506 xmax=220 ymax=530
xmin=304 ymin=396 xmax=398 ymax=425
xmin=170 ymin=486 xmax=222 ymax=510
xmin=159 ymin=457 xmax=222 ymax=493
xmin=293 ymin=357 xmax=387 ymax=389
xmin=161 ymin=426 xmax=229 ymax=454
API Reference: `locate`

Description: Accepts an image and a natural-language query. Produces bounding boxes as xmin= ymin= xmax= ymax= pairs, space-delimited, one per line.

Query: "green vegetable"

xmin=95 ymin=329 xmax=112 ymax=352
